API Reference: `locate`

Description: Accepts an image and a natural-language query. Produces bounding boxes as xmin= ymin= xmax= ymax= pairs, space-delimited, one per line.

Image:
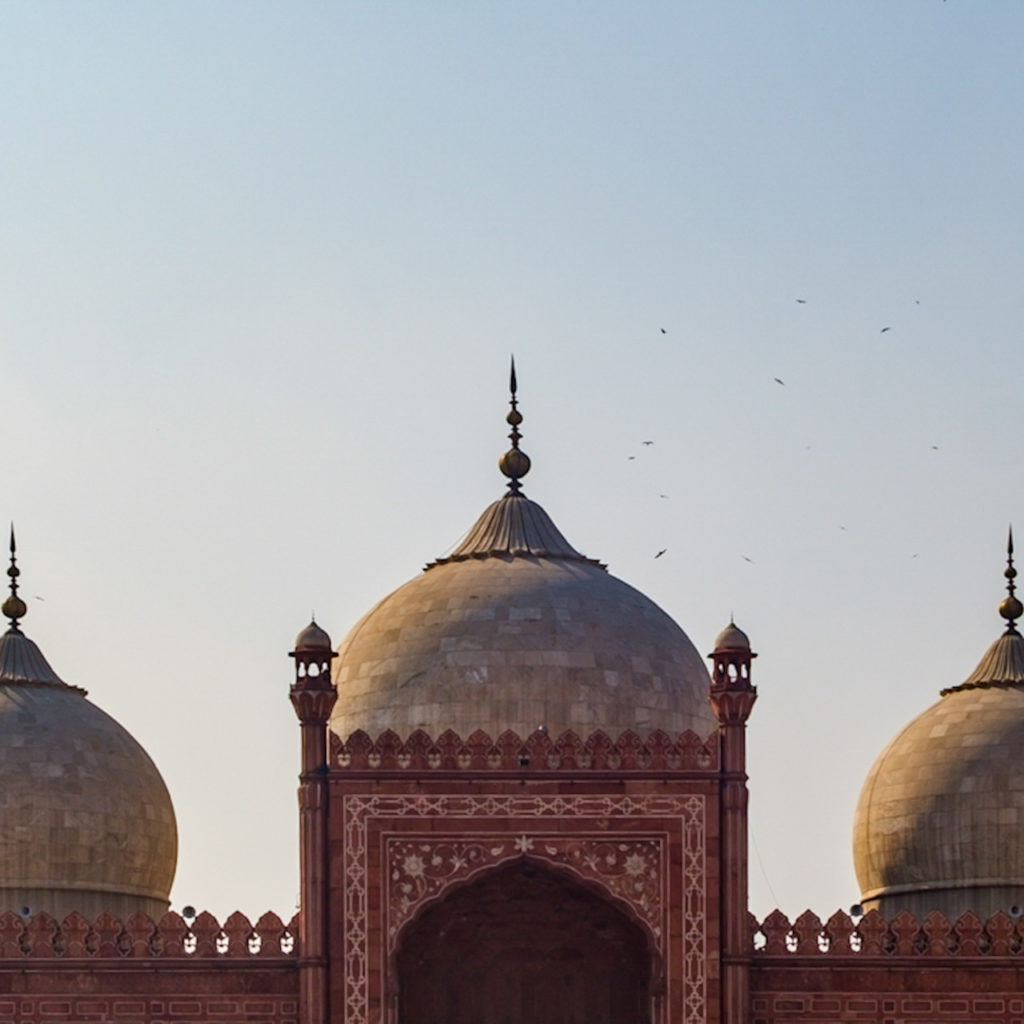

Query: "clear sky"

xmin=2 ymin=0 xmax=1022 ymax=921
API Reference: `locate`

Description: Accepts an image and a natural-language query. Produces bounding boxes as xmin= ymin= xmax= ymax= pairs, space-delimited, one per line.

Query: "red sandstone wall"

xmin=752 ymin=964 xmax=1024 ymax=1024
xmin=751 ymin=909 xmax=1024 ymax=1024
xmin=0 ymin=969 xmax=298 ymax=1024
xmin=0 ymin=911 xmax=298 ymax=1024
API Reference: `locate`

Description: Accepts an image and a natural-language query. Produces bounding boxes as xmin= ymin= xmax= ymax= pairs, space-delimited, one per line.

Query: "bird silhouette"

xmin=641 ymin=440 xmax=654 ymax=446
xmin=773 ymin=377 xmax=785 ymax=386
xmin=659 ymin=494 xmax=669 ymax=499
xmin=627 ymin=455 xmax=636 ymax=461
xmin=742 ymin=555 xmax=755 ymax=563
xmin=795 ymin=298 xmax=807 ymax=304
xmin=880 ymin=327 xmax=891 ymax=333
xmin=660 ymin=328 xmax=667 ymax=334
xmin=654 ymin=549 xmax=667 ymax=559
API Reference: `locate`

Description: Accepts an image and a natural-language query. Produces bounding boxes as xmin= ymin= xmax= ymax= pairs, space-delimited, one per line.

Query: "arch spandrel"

xmin=388 ymin=846 xmax=665 ymax=972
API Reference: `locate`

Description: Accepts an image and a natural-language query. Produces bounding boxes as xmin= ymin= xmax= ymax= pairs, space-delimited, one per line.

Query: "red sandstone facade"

xmin=3 ymin=632 xmax=1024 ymax=1024
xmin=327 ymin=728 xmax=721 ymax=1024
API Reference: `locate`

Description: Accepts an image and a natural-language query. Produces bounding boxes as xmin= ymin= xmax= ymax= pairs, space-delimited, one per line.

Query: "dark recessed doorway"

xmin=396 ymin=859 xmax=653 ymax=1024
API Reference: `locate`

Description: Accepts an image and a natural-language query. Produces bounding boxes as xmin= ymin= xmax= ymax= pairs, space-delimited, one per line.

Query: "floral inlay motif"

xmin=387 ymin=835 xmax=663 ymax=944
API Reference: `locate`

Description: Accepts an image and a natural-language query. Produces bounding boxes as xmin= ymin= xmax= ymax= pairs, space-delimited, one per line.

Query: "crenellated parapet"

xmin=0 ymin=909 xmax=298 ymax=959
xmin=753 ymin=907 xmax=1024 ymax=957
xmin=329 ymin=727 xmax=719 ymax=772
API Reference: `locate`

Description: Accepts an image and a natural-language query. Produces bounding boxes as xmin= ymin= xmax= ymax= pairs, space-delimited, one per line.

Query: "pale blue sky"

xmin=2 ymin=1 xmax=1022 ymax=919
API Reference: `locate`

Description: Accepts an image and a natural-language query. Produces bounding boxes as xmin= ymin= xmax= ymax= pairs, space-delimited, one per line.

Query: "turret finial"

xmin=2 ymin=524 xmax=27 ymax=633
xmin=999 ymin=526 xmax=1022 ymax=634
xmin=498 ymin=355 xmax=531 ymax=494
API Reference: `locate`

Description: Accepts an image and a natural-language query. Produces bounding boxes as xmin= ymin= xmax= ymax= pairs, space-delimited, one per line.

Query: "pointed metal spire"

xmin=2 ymin=524 xmax=27 ymax=633
xmin=1000 ymin=526 xmax=1022 ymax=634
xmin=943 ymin=528 xmax=1024 ymax=694
xmin=498 ymin=355 xmax=531 ymax=494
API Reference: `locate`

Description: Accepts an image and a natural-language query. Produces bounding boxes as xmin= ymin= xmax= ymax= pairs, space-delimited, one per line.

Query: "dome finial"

xmin=497 ymin=355 xmax=531 ymax=494
xmin=1000 ymin=525 xmax=1022 ymax=634
xmin=2 ymin=524 xmax=27 ymax=634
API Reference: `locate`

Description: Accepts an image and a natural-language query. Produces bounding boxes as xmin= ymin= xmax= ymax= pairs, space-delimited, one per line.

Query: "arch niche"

xmin=394 ymin=859 xmax=656 ymax=1024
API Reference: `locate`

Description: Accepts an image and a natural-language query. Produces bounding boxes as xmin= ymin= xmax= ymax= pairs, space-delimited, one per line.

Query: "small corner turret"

xmin=709 ymin=618 xmax=758 ymax=1024
xmin=289 ymin=619 xmax=337 ymax=729
xmin=289 ymin=618 xmax=338 ymax=779
xmin=708 ymin=618 xmax=758 ymax=727
xmin=289 ymin=618 xmax=337 ymax=1023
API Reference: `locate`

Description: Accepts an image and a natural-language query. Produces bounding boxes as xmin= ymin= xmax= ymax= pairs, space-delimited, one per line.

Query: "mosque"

xmin=2 ymin=375 xmax=1024 ymax=1024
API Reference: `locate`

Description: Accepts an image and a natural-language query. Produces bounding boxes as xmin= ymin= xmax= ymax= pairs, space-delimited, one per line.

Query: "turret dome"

xmin=713 ymin=620 xmax=751 ymax=652
xmin=294 ymin=619 xmax=333 ymax=652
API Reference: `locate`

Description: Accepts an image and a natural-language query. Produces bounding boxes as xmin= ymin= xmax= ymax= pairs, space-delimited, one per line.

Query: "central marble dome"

xmin=330 ymin=383 xmax=715 ymax=742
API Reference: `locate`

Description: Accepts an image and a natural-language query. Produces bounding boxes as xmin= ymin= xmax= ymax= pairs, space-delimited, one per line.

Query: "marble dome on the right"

xmin=853 ymin=535 xmax=1024 ymax=920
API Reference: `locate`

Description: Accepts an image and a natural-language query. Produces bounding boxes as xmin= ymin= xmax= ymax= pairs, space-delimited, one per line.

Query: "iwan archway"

xmin=395 ymin=859 xmax=656 ymax=1024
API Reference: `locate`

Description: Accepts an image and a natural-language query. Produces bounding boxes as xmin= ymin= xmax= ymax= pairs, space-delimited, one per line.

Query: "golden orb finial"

xmin=2 ymin=524 xmax=26 ymax=633
xmin=498 ymin=355 xmax=531 ymax=494
xmin=999 ymin=526 xmax=1023 ymax=633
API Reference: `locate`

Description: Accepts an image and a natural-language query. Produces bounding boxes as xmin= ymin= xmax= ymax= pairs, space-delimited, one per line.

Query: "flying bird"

xmin=627 ymin=456 xmax=636 ymax=461
xmin=654 ymin=549 xmax=667 ymax=559
xmin=641 ymin=440 xmax=654 ymax=446
xmin=660 ymin=328 xmax=667 ymax=334
xmin=795 ymin=299 xmax=807 ymax=304
xmin=773 ymin=377 xmax=785 ymax=386
xmin=931 ymin=445 xmax=939 ymax=450
xmin=659 ymin=494 xmax=669 ymax=499
xmin=880 ymin=327 xmax=891 ymax=333
xmin=741 ymin=555 xmax=755 ymax=564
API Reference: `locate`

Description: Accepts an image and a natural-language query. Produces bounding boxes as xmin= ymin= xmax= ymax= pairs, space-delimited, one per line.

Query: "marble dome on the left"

xmin=0 ymin=537 xmax=177 ymax=921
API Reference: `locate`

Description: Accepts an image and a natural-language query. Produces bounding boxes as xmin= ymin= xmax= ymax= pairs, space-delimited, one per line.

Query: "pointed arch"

xmin=392 ymin=857 xmax=659 ymax=1024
